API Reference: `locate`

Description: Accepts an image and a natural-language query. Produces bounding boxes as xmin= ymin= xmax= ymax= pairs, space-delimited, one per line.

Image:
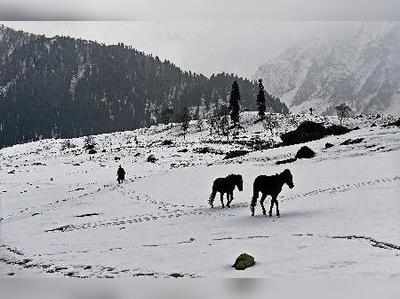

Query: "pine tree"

xmin=180 ymin=107 xmax=191 ymax=140
xmin=194 ymin=105 xmax=200 ymax=120
xmin=229 ymin=81 xmax=241 ymax=126
xmin=256 ymin=79 xmax=266 ymax=119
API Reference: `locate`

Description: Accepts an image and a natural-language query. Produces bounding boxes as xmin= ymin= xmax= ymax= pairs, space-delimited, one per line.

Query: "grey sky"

xmin=1 ymin=0 xmax=400 ymax=21
xmin=0 ymin=21 xmax=335 ymax=77
xmin=1 ymin=1 xmax=399 ymax=77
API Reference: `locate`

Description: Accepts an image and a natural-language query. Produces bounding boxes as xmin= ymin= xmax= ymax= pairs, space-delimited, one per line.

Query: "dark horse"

xmin=251 ymin=169 xmax=294 ymax=217
xmin=209 ymin=174 xmax=243 ymax=208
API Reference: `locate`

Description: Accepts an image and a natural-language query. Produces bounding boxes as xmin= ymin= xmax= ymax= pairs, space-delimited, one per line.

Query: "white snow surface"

xmin=1 ymin=112 xmax=400 ymax=280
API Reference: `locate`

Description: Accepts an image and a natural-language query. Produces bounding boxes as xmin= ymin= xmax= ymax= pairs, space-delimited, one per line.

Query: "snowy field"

xmin=1 ymin=112 xmax=400 ymax=280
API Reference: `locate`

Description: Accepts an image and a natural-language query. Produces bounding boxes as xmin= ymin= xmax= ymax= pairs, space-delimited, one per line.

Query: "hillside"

xmin=1 ymin=112 xmax=400 ymax=279
xmin=255 ymin=23 xmax=400 ymax=115
xmin=0 ymin=25 xmax=288 ymax=148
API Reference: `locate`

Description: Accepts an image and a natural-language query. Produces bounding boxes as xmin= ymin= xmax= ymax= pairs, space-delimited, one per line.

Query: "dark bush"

xmin=281 ymin=121 xmax=326 ymax=145
xmin=161 ymin=140 xmax=174 ymax=146
xmin=325 ymin=143 xmax=334 ymax=149
xmin=193 ymin=147 xmax=224 ymax=155
xmin=340 ymin=138 xmax=364 ymax=146
xmin=295 ymin=146 xmax=316 ymax=159
xmin=224 ymin=150 xmax=249 ymax=160
xmin=276 ymin=157 xmax=297 ymax=165
xmin=326 ymin=125 xmax=352 ymax=136
xmin=384 ymin=118 xmax=400 ymax=127
xmin=88 ymin=149 xmax=97 ymax=155
xmin=281 ymin=121 xmax=351 ymax=146
xmin=193 ymin=147 xmax=211 ymax=154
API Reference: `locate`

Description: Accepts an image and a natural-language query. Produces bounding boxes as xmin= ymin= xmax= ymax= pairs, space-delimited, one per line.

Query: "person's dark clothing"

xmin=117 ymin=166 xmax=126 ymax=184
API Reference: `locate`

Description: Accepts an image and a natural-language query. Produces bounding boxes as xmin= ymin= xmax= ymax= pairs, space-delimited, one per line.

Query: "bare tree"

xmin=83 ymin=135 xmax=96 ymax=150
xmin=262 ymin=113 xmax=279 ymax=136
xmin=60 ymin=139 xmax=76 ymax=151
xmin=336 ymin=103 xmax=352 ymax=126
xmin=197 ymin=118 xmax=204 ymax=132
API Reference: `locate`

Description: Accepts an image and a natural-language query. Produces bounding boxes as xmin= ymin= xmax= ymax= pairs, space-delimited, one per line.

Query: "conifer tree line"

xmin=0 ymin=25 xmax=288 ymax=147
xmin=229 ymin=81 xmax=241 ymax=127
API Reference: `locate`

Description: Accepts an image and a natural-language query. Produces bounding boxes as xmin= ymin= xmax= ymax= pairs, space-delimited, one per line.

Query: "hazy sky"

xmin=1 ymin=1 xmax=399 ymax=78
xmin=2 ymin=21 xmax=324 ymax=77
xmin=1 ymin=0 xmax=400 ymax=21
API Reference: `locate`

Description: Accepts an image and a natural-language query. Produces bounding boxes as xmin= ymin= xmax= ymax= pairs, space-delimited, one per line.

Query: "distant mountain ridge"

xmin=0 ymin=25 xmax=288 ymax=147
xmin=255 ymin=23 xmax=400 ymax=115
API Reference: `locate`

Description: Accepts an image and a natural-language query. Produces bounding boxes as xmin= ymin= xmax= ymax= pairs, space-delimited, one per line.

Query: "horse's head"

xmin=234 ymin=174 xmax=243 ymax=192
xmin=282 ymin=169 xmax=294 ymax=189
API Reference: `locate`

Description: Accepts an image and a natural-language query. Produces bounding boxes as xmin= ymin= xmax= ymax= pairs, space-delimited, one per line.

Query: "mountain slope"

xmin=255 ymin=23 xmax=400 ymax=115
xmin=1 ymin=113 xmax=399 ymax=280
xmin=0 ymin=25 xmax=288 ymax=148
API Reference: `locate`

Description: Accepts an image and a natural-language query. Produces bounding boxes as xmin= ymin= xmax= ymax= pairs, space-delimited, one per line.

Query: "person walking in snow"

xmin=117 ymin=165 xmax=126 ymax=184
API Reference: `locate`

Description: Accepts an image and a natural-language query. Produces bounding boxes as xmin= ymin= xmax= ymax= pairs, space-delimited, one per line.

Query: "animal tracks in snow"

xmin=0 ymin=244 xmax=198 ymax=278
xmin=330 ymin=235 xmax=400 ymax=252
xmin=280 ymin=175 xmax=400 ymax=202
xmin=43 ymin=175 xmax=400 ymax=234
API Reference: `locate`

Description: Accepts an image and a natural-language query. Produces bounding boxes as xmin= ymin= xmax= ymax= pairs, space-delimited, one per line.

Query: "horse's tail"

xmin=209 ymin=184 xmax=217 ymax=207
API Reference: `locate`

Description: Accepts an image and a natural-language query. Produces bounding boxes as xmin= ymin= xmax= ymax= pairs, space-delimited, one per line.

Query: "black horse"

xmin=251 ymin=169 xmax=294 ymax=217
xmin=209 ymin=174 xmax=243 ymax=208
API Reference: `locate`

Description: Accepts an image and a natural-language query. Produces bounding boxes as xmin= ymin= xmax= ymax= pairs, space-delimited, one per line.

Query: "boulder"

xmin=233 ymin=253 xmax=256 ymax=270
xmin=147 ymin=154 xmax=157 ymax=163
xmin=295 ymin=146 xmax=316 ymax=159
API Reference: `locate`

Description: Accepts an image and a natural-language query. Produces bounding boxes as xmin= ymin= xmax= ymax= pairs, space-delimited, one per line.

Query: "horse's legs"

xmin=220 ymin=192 xmax=225 ymax=208
xmin=260 ymin=194 xmax=268 ymax=216
xmin=269 ymin=197 xmax=275 ymax=217
xmin=251 ymin=192 xmax=258 ymax=216
xmin=274 ymin=197 xmax=280 ymax=217
xmin=227 ymin=192 xmax=233 ymax=208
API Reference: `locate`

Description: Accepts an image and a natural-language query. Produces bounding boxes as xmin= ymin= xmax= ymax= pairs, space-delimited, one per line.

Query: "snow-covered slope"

xmin=255 ymin=23 xmax=400 ymax=115
xmin=1 ymin=112 xmax=400 ymax=280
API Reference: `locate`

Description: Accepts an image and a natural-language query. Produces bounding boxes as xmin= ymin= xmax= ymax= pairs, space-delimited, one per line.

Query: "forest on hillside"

xmin=0 ymin=25 xmax=288 ymax=147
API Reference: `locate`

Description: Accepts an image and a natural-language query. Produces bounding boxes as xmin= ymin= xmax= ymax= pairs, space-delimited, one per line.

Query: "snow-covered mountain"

xmin=255 ymin=23 xmax=400 ymax=115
